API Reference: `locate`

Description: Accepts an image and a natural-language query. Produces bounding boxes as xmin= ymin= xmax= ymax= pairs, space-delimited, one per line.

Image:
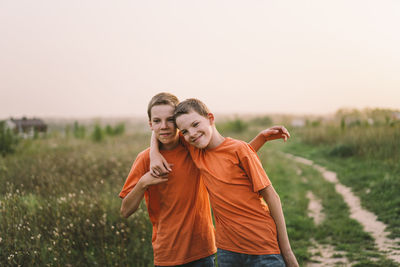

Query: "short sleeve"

xmin=119 ymin=150 xmax=150 ymax=198
xmin=238 ymin=143 xmax=271 ymax=192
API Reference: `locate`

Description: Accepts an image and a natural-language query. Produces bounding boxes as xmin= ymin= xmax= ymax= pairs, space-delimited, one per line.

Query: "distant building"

xmin=291 ymin=118 xmax=305 ymax=127
xmin=6 ymin=117 xmax=47 ymax=137
xmin=392 ymin=112 xmax=400 ymax=121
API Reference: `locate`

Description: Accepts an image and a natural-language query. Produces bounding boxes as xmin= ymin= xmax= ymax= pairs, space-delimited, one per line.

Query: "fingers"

xmin=275 ymin=125 xmax=290 ymax=140
xmin=163 ymin=161 xmax=173 ymax=172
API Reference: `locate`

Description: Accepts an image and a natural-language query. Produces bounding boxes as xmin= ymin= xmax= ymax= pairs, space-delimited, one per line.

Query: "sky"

xmin=1 ymin=0 xmax=399 ymax=119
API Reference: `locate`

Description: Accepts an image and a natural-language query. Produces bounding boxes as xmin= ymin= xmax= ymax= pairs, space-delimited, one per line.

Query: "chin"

xmin=192 ymin=142 xmax=207 ymax=149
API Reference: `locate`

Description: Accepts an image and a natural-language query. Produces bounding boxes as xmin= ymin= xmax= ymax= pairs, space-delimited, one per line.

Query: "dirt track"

xmin=287 ymin=154 xmax=400 ymax=264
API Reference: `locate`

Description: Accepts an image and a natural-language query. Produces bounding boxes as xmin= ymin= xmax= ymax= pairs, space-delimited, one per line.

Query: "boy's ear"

xmin=148 ymin=120 xmax=153 ymax=130
xmin=207 ymin=113 xmax=215 ymax=124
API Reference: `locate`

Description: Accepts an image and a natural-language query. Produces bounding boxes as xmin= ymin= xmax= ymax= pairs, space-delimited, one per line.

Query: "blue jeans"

xmin=155 ymin=254 xmax=215 ymax=267
xmin=217 ymin=248 xmax=285 ymax=267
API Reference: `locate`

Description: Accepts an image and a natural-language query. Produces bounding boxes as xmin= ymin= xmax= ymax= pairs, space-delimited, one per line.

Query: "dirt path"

xmin=305 ymin=190 xmax=349 ymax=266
xmin=287 ymin=154 xmax=400 ymax=263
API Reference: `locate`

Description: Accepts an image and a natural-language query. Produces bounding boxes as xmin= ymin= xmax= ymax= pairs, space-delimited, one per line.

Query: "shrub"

xmin=105 ymin=123 xmax=125 ymax=136
xmin=0 ymin=121 xmax=19 ymax=156
xmin=73 ymin=121 xmax=86 ymax=139
xmin=91 ymin=124 xmax=104 ymax=142
xmin=217 ymin=118 xmax=248 ymax=133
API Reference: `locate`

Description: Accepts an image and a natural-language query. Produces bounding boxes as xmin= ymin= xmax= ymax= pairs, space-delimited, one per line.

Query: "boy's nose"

xmin=161 ymin=120 xmax=168 ymax=129
xmin=188 ymin=128 xmax=195 ymax=138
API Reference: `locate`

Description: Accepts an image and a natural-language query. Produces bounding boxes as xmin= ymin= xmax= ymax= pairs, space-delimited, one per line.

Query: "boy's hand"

xmin=282 ymin=249 xmax=299 ymax=267
xmin=139 ymin=172 xmax=168 ymax=189
xmin=261 ymin=125 xmax=290 ymax=142
xmin=149 ymin=152 xmax=173 ymax=177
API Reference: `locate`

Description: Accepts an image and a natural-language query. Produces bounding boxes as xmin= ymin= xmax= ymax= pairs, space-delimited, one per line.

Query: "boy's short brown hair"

xmin=147 ymin=92 xmax=179 ymax=120
xmin=174 ymin=98 xmax=210 ymax=119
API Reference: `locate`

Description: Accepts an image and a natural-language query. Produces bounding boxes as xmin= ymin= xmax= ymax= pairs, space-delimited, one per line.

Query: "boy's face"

xmin=176 ymin=111 xmax=213 ymax=149
xmin=149 ymin=104 xmax=178 ymax=148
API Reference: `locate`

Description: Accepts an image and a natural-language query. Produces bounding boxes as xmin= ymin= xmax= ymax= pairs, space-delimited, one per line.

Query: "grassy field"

xmin=1 ymin=112 xmax=399 ymax=266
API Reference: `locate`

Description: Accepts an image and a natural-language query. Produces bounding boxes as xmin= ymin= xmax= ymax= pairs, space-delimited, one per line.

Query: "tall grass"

xmin=285 ymin=114 xmax=400 ymax=238
xmin=0 ymin=133 xmax=154 ymax=266
xmin=296 ymin=124 xmax=400 ymax=164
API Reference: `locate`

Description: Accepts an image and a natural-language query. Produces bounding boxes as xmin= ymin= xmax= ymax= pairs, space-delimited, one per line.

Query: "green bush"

xmin=73 ymin=121 xmax=86 ymax=139
xmin=329 ymin=144 xmax=355 ymax=157
xmin=217 ymin=118 xmax=248 ymax=134
xmin=105 ymin=123 xmax=125 ymax=136
xmin=91 ymin=124 xmax=104 ymax=142
xmin=0 ymin=121 xmax=19 ymax=156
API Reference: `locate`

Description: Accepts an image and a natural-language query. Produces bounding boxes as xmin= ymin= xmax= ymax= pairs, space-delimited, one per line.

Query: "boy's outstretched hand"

xmin=261 ymin=125 xmax=290 ymax=142
xmin=249 ymin=125 xmax=291 ymax=152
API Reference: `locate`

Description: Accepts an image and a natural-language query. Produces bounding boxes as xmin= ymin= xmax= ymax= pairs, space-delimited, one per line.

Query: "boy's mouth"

xmin=192 ymin=134 xmax=203 ymax=143
xmin=160 ymin=133 xmax=171 ymax=137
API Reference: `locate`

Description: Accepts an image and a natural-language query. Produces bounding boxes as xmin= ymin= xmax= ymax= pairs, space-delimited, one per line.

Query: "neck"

xmin=206 ymin=126 xmax=225 ymax=149
xmin=160 ymin=135 xmax=179 ymax=151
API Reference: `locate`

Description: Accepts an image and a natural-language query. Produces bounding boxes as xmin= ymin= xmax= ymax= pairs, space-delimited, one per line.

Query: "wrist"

xmin=137 ymin=178 xmax=149 ymax=191
xmin=261 ymin=132 xmax=270 ymax=142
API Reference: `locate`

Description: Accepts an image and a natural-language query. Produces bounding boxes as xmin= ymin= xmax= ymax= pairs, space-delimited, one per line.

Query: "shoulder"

xmin=227 ymin=138 xmax=255 ymax=153
xmin=134 ymin=148 xmax=151 ymax=164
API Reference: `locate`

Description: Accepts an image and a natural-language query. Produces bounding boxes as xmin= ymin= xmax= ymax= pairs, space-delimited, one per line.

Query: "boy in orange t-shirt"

xmin=120 ymin=93 xmax=216 ymax=266
xmin=120 ymin=93 xmax=289 ymax=266
xmin=150 ymin=98 xmax=298 ymax=267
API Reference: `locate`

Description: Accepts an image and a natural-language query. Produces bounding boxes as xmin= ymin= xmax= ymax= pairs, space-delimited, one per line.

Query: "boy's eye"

xmin=168 ymin=118 xmax=174 ymax=122
xmin=153 ymin=119 xmax=160 ymax=123
xmin=181 ymin=130 xmax=188 ymax=135
xmin=193 ymin=122 xmax=199 ymax=127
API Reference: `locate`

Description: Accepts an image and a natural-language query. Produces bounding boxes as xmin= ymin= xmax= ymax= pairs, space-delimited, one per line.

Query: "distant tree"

xmin=104 ymin=123 xmax=125 ymax=136
xmin=105 ymin=125 xmax=114 ymax=136
xmin=0 ymin=121 xmax=20 ymax=156
xmin=217 ymin=118 xmax=248 ymax=133
xmin=91 ymin=124 xmax=104 ymax=142
xmin=113 ymin=123 xmax=125 ymax=136
xmin=73 ymin=121 xmax=86 ymax=139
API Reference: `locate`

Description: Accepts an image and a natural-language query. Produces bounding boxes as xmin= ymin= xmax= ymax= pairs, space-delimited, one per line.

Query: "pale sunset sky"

xmin=1 ymin=0 xmax=399 ymax=119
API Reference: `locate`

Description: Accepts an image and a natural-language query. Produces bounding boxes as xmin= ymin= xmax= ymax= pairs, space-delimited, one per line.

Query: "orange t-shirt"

xmin=119 ymin=144 xmax=216 ymax=266
xmin=184 ymin=137 xmax=280 ymax=255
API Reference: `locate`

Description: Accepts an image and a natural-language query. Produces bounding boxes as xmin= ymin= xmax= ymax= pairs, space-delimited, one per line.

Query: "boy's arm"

xmin=149 ymin=131 xmax=172 ymax=177
xmin=260 ymin=185 xmax=299 ymax=267
xmin=120 ymin=171 xmax=168 ymax=218
xmin=249 ymin=126 xmax=290 ymax=152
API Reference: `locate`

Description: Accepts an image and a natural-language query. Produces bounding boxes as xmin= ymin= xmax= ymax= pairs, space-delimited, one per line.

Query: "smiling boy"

xmin=151 ymin=98 xmax=298 ymax=267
